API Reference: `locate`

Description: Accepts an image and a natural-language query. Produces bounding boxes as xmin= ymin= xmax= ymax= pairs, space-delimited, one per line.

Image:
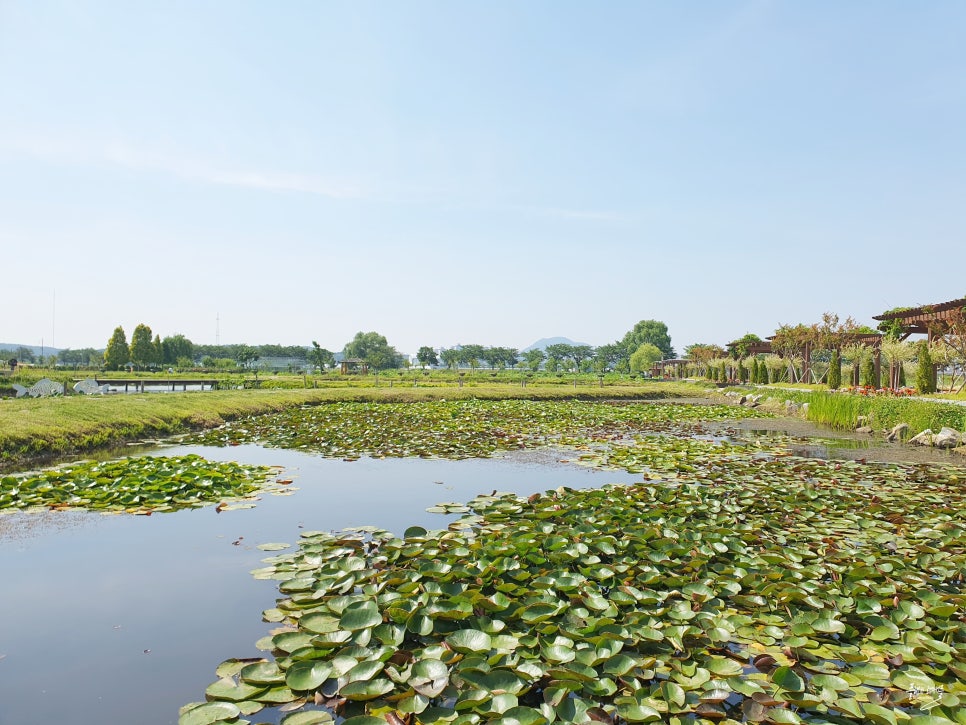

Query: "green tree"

xmin=416 ymin=346 xmax=439 ymax=368
xmin=236 ymin=345 xmax=260 ymax=369
xmin=152 ymin=335 xmax=163 ymax=368
xmin=162 ymin=335 xmax=194 ymax=365
xmin=545 ymin=344 xmax=574 ymax=371
xmin=104 ymin=326 xmax=130 ymax=370
xmin=828 ymin=350 xmax=842 ymax=389
xmin=915 ymin=340 xmax=935 ymax=394
xmin=129 ymin=324 xmax=154 ymax=369
xmin=592 ymin=343 xmax=621 ymax=373
xmin=311 ymin=341 xmax=336 ymax=372
xmin=522 ymin=348 xmax=545 ymax=372
xmin=727 ymin=334 xmax=762 ymax=360
xmin=567 ymin=345 xmax=595 ymax=371
xmin=440 ymin=348 xmax=460 ymax=370
xmin=457 ymin=344 xmax=485 ymax=369
xmin=629 ymin=343 xmax=663 ymax=374
xmin=621 ymin=320 xmax=674 ymax=360
xmin=15 ymin=346 xmax=36 ymax=363
xmin=344 ymin=331 xmax=402 ymax=371
xmin=497 ymin=347 xmax=520 ymax=369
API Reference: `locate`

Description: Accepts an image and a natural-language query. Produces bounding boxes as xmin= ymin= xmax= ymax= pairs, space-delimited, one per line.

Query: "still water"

xmin=0 ymin=444 xmax=641 ymax=725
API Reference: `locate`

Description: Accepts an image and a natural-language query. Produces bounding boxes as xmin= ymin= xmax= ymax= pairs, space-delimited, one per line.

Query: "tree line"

xmin=62 ymin=318 xmax=677 ymax=373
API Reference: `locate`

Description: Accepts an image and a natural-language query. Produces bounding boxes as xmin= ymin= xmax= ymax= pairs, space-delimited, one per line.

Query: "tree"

xmin=311 ymin=341 xmax=336 ymax=372
xmin=440 ymin=348 xmax=460 ymax=370
xmin=343 ymin=331 xmax=402 ymax=371
xmin=129 ymin=324 xmax=154 ymax=370
xmin=104 ymin=326 xmax=129 ymax=370
xmin=416 ymin=346 xmax=439 ymax=368
xmin=15 ymin=346 xmax=35 ymax=363
xmin=545 ymin=344 xmax=574 ymax=371
xmin=152 ymin=335 xmax=163 ymax=368
xmin=567 ymin=345 xmax=595 ymax=371
xmin=726 ymin=334 xmax=762 ymax=360
xmin=629 ymin=343 xmax=663 ymax=374
xmin=236 ymin=345 xmax=260 ymax=369
xmin=684 ymin=343 xmax=726 ymax=378
xmin=492 ymin=347 xmax=519 ymax=370
xmin=621 ymin=320 xmax=674 ymax=361
xmin=162 ymin=335 xmax=194 ymax=365
xmin=522 ymin=349 xmax=545 ymax=372
xmin=592 ymin=343 xmax=621 ymax=373
xmin=457 ymin=344 xmax=485 ymax=370
xmin=915 ymin=340 xmax=936 ymax=394
xmin=828 ymin=349 xmax=842 ymax=389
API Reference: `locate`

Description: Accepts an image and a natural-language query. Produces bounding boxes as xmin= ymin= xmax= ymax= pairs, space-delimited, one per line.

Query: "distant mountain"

xmin=521 ymin=337 xmax=592 ymax=353
xmin=0 ymin=343 xmax=63 ymax=357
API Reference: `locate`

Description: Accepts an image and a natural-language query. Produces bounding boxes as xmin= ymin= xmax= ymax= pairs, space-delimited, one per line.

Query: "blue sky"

xmin=2 ymin=1 xmax=964 ymax=356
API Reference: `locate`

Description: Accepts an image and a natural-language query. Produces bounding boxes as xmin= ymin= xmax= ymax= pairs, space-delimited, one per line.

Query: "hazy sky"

xmin=2 ymin=1 xmax=964 ymax=356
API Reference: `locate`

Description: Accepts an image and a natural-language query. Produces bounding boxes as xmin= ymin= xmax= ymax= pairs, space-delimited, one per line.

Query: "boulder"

xmin=909 ymin=429 xmax=934 ymax=446
xmin=886 ymin=423 xmax=909 ymax=443
xmin=801 ymin=402 xmax=809 ymax=416
xmin=736 ymin=395 xmax=747 ymax=405
xmin=855 ymin=426 xmax=874 ymax=434
xmin=784 ymin=400 xmax=799 ymax=414
xmin=934 ymin=427 xmax=962 ymax=449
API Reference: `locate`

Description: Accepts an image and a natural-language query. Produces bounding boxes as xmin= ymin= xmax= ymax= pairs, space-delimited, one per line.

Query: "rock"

xmin=784 ymin=400 xmax=799 ymax=414
xmin=886 ymin=423 xmax=909 ymax=443
xmin=737 ymin=395 xmax=747 ymax=405
xmin=934 ymin=427 xmax=962 ymax=449
xmin=801 ymin=402 xmax=809 ymax=416
xmin=855 ymin=426 xmax=874 ymax=434
xmin=909 ymin=429 xmax=934 ymax=446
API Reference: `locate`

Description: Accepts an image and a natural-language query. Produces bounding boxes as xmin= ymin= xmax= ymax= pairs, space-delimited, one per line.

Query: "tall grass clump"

xmin=804 ymin=392 xmax=863 ymax=429
xmin=792 ymin=391 xmax=966 ymax=433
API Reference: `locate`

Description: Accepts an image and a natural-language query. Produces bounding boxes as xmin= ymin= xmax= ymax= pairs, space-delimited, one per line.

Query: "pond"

xmin=3 ymin=399 xmax=964 ymax=724
xmin=0 ymin=443 xmax=641 ymax=725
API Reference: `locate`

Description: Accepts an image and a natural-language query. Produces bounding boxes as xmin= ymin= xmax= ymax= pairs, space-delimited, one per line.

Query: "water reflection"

xmin=0 ymin=444 xmax=640 ymax=725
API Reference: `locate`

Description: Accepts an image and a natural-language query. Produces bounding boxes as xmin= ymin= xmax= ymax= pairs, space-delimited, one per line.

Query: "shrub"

xmin=915 ymin=341 xmax=936 ymax=394
xmin=828 ymin=350 xmax=842 ymax=390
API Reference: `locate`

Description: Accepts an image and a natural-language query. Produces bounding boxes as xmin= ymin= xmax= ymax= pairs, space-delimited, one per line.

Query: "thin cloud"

xmin=2 ymin=134 xmax=364 ymax=199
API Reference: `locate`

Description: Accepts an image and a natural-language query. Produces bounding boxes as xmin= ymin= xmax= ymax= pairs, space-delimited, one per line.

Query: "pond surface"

xmin=0 ymin=443 xmax=640 ymax=725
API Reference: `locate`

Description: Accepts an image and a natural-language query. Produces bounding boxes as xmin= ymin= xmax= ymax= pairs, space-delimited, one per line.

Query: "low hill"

xmin=521 ymin=337 xmax=592 ymax=353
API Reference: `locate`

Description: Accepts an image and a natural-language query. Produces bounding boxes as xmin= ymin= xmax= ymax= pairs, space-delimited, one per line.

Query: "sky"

xmin=1 ymin=1 xmax=964 ymax=357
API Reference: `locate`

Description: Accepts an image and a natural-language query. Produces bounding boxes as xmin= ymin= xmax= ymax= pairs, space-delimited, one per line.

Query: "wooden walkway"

xmin=82 ymin=378 xmax=218 ymax=393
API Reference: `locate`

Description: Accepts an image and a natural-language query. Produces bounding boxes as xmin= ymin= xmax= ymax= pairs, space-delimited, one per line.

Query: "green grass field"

xmin=0 ymin=381 xmax=711 ymax=469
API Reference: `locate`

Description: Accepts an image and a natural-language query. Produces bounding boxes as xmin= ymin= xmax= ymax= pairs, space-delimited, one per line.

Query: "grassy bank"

xmin=764 ymin=387 xmax=966 ymax=434
xmin=0 ymin=382 xmax=712 ymax=469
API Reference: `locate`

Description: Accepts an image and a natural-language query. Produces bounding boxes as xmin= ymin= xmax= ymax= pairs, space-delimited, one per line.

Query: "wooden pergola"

xmin=873 ymin=297 xmax=966 ymax=341
xmin=726 ymin=340 xmax=773 ymax=356
xmin=719 ymin=332 xmax=883 ymax=386
xmin=340 ymin=358 xmax=369 ymax=375
xmin=650 ymin=358 xmax=689 ymax=378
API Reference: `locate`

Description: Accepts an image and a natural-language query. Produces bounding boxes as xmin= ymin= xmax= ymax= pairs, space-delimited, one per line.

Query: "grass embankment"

xmin=764 ymin=388 xmax=966 ymax=434
xmin=0 ymin=382 xmax=712 ymax=470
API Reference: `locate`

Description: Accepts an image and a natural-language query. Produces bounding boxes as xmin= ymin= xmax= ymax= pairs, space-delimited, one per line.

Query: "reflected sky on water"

xmin=0 ymin=444 xmax=640 ymax=725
